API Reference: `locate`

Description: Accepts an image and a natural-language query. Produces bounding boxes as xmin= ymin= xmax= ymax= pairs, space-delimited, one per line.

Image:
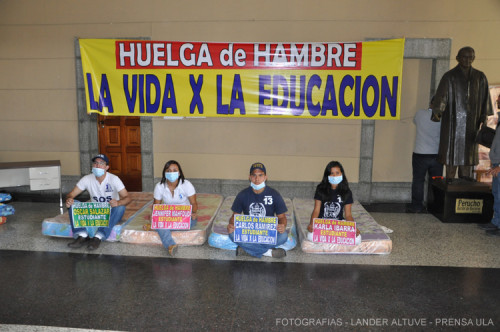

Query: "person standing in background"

xmin=482 ymin=96 xmax=500 ymax=236
xmin=408 ymin=98 xmax=443 ymax=213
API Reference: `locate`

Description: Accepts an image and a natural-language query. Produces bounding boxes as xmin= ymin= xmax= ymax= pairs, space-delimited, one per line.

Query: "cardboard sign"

xmin=312 ymin=218 xmax=356 ymax=245
xmin=71 ymin=202 xmax=110 ymax=228
xmin=233 ymin=214 xmax=278 ymax=245
xmin=151 ymin=204 xmax=192 ymax=230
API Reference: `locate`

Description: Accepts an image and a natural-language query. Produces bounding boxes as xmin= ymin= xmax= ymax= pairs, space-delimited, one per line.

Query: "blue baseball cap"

xmin=92 ymin=154 xmax=109 ymax=165
xmin=249 ymin=162 xmax=266 ymax=174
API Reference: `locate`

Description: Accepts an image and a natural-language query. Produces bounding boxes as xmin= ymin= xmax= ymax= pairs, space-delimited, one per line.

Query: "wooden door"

xmin=98 ymin=115 xmax=142 ymax=191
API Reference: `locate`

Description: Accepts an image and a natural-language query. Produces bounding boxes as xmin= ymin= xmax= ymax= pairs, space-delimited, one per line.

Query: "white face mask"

xmin=92 ymin=167 xmax=105 ymax=178
xmin=250 ymin=181 xmax=266 ymax=190
xmin=165 ymin=171 xmax=179 ymax=182
xmin=328 ymin=175 xmax=343 ymax=185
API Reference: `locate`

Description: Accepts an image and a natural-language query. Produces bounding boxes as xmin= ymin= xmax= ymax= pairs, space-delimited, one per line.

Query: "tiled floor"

xmin=1 ymin=201 xmax=499 ymax=331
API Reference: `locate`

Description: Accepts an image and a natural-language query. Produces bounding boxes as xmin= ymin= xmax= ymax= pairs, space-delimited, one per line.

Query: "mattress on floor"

xmin=41 ymin=192 xmax=155 ymax=241
xmin=119 ymin=193 xmax=223 ymax=246
xmin=293 ymin=198 xmax=392 ymax=254
xmin=208 ymin=196 xmax=297 ymax=251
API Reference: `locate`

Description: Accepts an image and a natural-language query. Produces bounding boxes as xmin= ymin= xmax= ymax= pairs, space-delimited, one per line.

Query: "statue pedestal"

xmin=427 ymin=179 xmax=493 ymax=223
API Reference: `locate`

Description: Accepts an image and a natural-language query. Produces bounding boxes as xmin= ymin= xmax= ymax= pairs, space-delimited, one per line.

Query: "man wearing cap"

xmin=65 ymin=154 xmax=131 ymax=250
xmin=227 ymin=162 xmax=288 ymax=258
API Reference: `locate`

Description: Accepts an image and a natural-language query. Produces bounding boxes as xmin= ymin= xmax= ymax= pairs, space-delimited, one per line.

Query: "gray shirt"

xmin=414 ymin=108 xmax=441 ymax=154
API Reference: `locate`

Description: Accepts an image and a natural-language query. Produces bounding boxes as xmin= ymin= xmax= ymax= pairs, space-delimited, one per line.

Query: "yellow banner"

xmin=80 ymin=38 xmax=404 ymax=119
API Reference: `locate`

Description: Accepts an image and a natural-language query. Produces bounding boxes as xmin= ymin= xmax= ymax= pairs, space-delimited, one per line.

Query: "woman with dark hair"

xmin=307 ymin=161 xmax=360 ymax=243
xmin=145 ymin=160 xmax=198 ymax=256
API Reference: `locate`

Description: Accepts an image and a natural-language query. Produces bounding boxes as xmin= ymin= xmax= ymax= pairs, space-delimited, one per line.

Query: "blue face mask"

xmin=92 ymin=167 xmax=105 ymax=178
xmin=250 ymin=181 xmax=266 ymax=191
xmin=328 ymin=175 xmax=343 ymax=185
xmin=165 ymin=172 xmax=179 ymax=182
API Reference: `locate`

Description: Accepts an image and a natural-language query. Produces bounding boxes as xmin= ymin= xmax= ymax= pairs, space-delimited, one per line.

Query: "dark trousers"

xmin=411 ymin=153 xmax=443 ymax=210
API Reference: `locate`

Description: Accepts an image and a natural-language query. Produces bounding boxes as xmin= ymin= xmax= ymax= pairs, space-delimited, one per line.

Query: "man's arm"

xmin=228 ymin=191 xmax=244 ymax=234
xmin=487 ymin=165 xmax=500 ymax=177
xmin=110 ymin=188 xmax=131 ymax=208
xmin=227 ymin=212 xmax=236 ymax=234
xmin=277 ymin=213 xmax=287 ymax=233
xmin=65 ymin=186 xmax=83 ymax=208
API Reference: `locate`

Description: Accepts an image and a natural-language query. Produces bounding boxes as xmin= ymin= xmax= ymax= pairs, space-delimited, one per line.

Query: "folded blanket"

xmin=0 ymin=203 xmax=15 ymax=216
xmin=0 ymin=193 xmax=12 ymax=202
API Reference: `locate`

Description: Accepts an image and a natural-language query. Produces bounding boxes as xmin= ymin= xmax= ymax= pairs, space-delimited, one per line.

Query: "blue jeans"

xmin=69 ymin=200 xmax=126 ymax=240
xmin=411 ymin=153 xmax=443 ymax=210
xmin=229 ymin=230 xmax=288 ymax=258
xmin=157 ymin=218 xmax=197 ymax=248
xmin=492 ymin=164 xmax=500 ymax=228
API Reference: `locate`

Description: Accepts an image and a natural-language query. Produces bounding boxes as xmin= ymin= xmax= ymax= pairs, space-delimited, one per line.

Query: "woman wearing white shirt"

xmin=148 ymin=160 xmax=198 ymax=256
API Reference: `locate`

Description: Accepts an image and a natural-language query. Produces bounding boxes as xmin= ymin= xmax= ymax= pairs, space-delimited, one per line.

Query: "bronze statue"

xmin=431 ymin=46 xmax=493 ymax=181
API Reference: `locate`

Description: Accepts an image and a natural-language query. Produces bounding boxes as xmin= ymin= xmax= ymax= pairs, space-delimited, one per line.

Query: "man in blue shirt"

xmin=227 ymin=162 xmax=288 ymax=258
